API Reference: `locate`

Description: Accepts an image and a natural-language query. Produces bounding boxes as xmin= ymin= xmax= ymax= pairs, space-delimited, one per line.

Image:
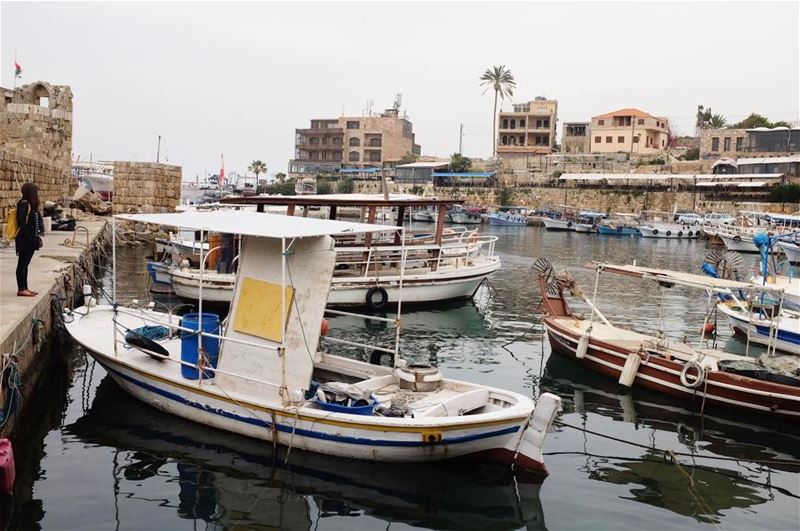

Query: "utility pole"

xmin=156 ymin=135 xmax=161 ymax=163
xmin=459 ymin=124 xmax=464 ymax=154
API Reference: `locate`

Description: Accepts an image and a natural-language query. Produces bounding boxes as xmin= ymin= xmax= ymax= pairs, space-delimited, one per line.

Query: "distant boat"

xmin=489 ymin=209 xmax=528 ymax=226
xmin=73 ymin=160 xmax=114 ymax=201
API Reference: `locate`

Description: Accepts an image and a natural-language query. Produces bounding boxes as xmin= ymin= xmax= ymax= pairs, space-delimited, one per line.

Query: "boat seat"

xmin=415 ymin=388 xmax=489 ymax=417
xmin=352 ymin=374 xmax=396 ymax=393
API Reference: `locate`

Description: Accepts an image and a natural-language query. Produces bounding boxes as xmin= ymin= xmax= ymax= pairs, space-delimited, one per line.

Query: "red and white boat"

xmin=537 ymin=261 xmax=800 ymax=421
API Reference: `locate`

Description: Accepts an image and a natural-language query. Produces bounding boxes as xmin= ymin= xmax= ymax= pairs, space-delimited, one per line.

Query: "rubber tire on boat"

xmin=365 ymin=286 xmax=389 ymax=311
xmin=678 ymin=231 xmax=683 ymax=238
xmin=370 ymin=349 xmax=394 ymax=366
xmin=652 ymin=229 xmax=659 ymax=235
xmin=680 ymin=361 xmax=705 ymax=389
xmin=567 ymin=221 xmax=573 ymax=228
xmin=733 ymin=235 xmax=742 ymax=243
xmin=688 ymin=231 xmax=693 ymax=237
xmin=666 ymin=231 xmax=672 ymax=236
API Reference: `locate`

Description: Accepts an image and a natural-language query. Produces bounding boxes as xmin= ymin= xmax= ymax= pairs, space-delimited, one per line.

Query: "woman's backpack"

xmin=4 ymin=203 xmax=30 ymax=239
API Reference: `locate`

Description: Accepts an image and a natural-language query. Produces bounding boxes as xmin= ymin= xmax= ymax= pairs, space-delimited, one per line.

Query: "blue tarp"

xmin=432 ymin=172 xmax=494 ymax=178
xmin=339 ymin=167 xmax=381 ymax=174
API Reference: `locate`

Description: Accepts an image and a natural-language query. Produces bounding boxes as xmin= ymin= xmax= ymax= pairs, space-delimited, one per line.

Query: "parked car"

xmin=703 ymin=213 xmax=735 ymax=226
xmin=674 ymin=213 xmax=702 ymax=225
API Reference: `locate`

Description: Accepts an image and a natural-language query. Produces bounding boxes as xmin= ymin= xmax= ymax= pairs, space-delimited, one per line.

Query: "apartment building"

xmin=496 ymin=98 xmax=558 ymax=161
xmin=589 ymin=108 xmax=669 ymax=154
xmin=700 ymin=127 xmax=799 ymax=159
xmin=289 ymin=108 xmax=420 ymax=178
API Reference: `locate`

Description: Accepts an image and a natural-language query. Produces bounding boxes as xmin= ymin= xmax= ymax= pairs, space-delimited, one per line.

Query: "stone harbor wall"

xmin=0 ymin=81 xmax=73 ymax=175
xmin=0 ymin=149 xmax=71 ymax=221
xmin=112 ymin=161 xmax=182 ymax=213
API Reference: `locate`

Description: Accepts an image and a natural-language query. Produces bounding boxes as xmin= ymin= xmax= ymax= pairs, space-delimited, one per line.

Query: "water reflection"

xmin=64 ymin=377 xmax=547 ymax=530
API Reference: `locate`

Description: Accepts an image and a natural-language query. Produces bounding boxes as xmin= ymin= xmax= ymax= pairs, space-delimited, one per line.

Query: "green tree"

xmin=336 ymin=177 xmax=354 ymax=194
xmin=275 ymin=172 xmax=287 ymax=184
xmin=410 ymin=185 xmax=424 ymax=196
xmin=316 ymin=179 xmax=332 ymax=195
xmin=449 ymin=153 xmax=472 ymax=173
xmin=696 ymin=105 xmax=713 ymax=130
xmin=497 ymin=187 xmax=513 ymax=206
xmin=480 ymin=65 xmax=516 ymax=156
xmin=708 ymin=114 xmax=727 ymax=128
xmin=684 ymin=147 xmax=700 ymax=160
xmin=398 ymin=152 xmax=418 ymax=165
xmin=769 ymin=183 xmax=800 ymax=204
xmin=732 ymin=113 xmax=772 ymax=129
xmin=248 ymin=160 xmax=267 ymax=180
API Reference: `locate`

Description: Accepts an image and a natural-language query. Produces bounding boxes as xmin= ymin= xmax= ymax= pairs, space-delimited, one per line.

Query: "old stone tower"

xmin=1 ymin=81 xmax=73 ymax=174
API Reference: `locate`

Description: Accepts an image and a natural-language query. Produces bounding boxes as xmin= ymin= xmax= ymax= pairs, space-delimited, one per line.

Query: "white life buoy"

xmin=680 ymin=361 xmax=705 ymax=389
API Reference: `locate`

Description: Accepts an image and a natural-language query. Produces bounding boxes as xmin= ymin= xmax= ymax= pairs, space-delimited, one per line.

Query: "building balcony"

xmin=296 ymin=143 xmax=344 ymax=151
xmin=296 ymin=127 xmax=344 ymax=135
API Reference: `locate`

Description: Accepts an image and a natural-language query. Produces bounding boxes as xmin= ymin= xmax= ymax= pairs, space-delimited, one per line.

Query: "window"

xmin=633 ymin=136 xmax=640 ymax=143
xmin=723 ymin=137 xmax=731 ymax=151
xmin=349 ymin=137 xmax=360 ymax=147
xmin=606 ymin=136 xmax=612 ymax=143
xmin=502 ymin=118 xmax=509 ymax=129
xmin=736 ymin=137 xmax=743 ymax=151
xmin=348 ymin=151 xmax=359 ymax=161
xmin=309 ymin=151 xmax=319 ymax=160
xmin=333 ymin=152 xmax=342 ymax=161
xmin=519 ymin=135 xmax=524 ymax=145
xmin=333 ymin=137 xmax=342 ymax=145
xmin=347 ymin=121 xmax=360 ymax=129
xmin=369 ymin=137 xmax=381 ymax=147
xmin=638 ymin=119 xmax=644 ymax=125
xmin=520 ymin=119 xmax=526 ymax=128
xmin=598 ymin=119 xmax=605 ymax=126
xmin=711 ymin=137 xmax=720 ymax=151
xmin=618 ymin=136 xmax=625 ymax=143
xmin=309 ymin=137 xmax=320 ymax=145
xmin=543 ymin=119 xmax=550 ymax=128
xmin=501 ymin=135 xmax=508 ymax=145
xmin=369 ymin=151 xmax=381 ymax=162
xmin=595 ymin=136 xmax=602 ymax=143
xmin=536 ymin=119 xmax=542 ymax=128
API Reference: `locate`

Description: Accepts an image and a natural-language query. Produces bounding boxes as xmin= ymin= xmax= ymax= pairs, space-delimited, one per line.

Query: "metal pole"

xmin=156 ymin=134 xmax=161 ymax=163
xmin=459 ymin=123 xmax=464 ymax=154
xmin=111 ymin=216 xmax=117 ymax=302
xmin=198 ymin=229 xmax=204 ymax=382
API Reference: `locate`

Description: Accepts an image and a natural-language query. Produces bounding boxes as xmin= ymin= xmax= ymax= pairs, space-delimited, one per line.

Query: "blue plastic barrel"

xmin=180 ymin=313 xmax=221 ymax=379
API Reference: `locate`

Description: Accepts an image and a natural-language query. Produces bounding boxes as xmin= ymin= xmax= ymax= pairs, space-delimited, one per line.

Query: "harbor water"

xmin=7 ymin=226 xmax=799 ymax=530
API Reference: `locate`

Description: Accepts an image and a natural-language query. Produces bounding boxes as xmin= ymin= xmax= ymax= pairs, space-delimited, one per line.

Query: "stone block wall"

xmin=112 ymin=161 xmax=182 ymax=213
xmin=1 ymin=82 xmax=73 ymax=174
xmin=0 ymin=149 xmax=71 ymax=221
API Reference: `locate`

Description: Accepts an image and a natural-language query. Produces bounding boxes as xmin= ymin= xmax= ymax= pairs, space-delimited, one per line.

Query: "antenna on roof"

xmin=393 ymin=93 xmax=402 ymax=111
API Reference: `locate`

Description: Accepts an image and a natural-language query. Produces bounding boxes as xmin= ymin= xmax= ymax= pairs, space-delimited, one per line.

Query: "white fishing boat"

xmin=64 ymin=211 xmax=561 ymax=477
xmin=411 ymin=209 xmax=437 ymax=223
xmin=541 ymin=217 xmax=574 ymax=231
xmin=638 ymin=211 xmax=700 ymax=239
xmin=778 ymin=241 xmax=800 ymax=264
xmin=448 ymin=206 xmax=482 ymax=225
xmin=72 ymin=160 xmax=114 ymax=201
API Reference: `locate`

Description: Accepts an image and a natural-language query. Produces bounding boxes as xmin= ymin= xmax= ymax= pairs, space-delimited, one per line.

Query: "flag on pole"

xmin=14 ymin=62 xmax=22 ymax=78
xmin=219 ymin=153 xmax=225 ymax=186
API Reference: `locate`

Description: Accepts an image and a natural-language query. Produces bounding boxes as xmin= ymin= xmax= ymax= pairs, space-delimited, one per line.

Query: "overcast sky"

xmin=2 ymin=1 xmax=798 ymax=180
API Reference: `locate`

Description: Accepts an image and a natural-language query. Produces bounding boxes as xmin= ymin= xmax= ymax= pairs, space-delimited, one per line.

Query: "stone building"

xmin=561 ymin=122 xmax=590 ymax=153
xmin=590 ymin=108 xmax=669 ymax=154
xmin=700 ymin=127 xmax=800 ymax=159
xmin=0 ymin=81 xmax=74 ymax=219
xmin=496 ymin=98 xmax=558 ymax=163
xmin=289 ymin=107 xmax=421 ymax=178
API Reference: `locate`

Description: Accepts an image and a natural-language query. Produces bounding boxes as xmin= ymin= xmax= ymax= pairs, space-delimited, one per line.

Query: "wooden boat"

xmin=65 ymin=211 xmax=561 ymax=477
xmin=536 ymin=260 xmax=800 ymax=421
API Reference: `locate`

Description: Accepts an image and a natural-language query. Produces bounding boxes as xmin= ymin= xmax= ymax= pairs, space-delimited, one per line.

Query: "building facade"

xmin=561 ymin=122 xmax=590 ymax=153
xmin=289 ymin=108 xmax=420 ymax=178
xmin=496 ymin=98 xmax=558 ymax=162
xmin=700 ymin=127 xmax=800 ymax=159
xmin=589 ymin=108 xmax=669 ymax=154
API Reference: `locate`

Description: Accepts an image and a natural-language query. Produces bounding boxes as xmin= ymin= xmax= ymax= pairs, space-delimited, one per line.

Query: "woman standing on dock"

xmin=15 ymin=182 xmax=44 ymax=297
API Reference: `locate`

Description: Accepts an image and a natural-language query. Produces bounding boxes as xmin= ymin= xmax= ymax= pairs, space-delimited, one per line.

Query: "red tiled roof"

xmin=592 ymin=108 xmax=661 ymax=119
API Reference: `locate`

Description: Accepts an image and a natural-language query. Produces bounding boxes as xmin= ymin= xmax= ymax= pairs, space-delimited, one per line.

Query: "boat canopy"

xmin=588 ymin=262 xmax=785 ymax=294
xmin=218 ymin=193 xmax=463 ymax=208
xmin=117 ymin=211 xmax=396 ymax=238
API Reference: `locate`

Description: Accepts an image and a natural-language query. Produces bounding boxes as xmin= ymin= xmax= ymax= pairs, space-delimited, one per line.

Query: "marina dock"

xmin=0 ymin=220 xmax=108 ymax=436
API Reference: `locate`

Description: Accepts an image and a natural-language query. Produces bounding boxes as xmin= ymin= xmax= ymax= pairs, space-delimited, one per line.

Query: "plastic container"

xmin=180 ymin=313 xmax=221 ymax=380
xmin=314 ymin=397 xmax=376 ymax=416
xmin=0 ymin=438 xmax=15 ymax=495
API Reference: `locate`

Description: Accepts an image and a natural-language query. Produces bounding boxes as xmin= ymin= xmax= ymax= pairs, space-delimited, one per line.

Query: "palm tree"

xmin=248 ymin=160 xmax=267 ymax=181
xmin=708 ymin=114 xmax=727 ymax=129
xmin=480 ymin=65 xmax=516 ymax=157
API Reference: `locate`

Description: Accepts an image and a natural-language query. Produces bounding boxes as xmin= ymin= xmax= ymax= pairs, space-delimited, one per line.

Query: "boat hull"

xmin=779 ymin=242 xmax=800 ymax=264
xmin=719 ymin=306 xmax=800 ymax=356
xmin=638 ymin=225 xmax=700 ymax=239
xmin=488 ymin=215 xmax=527 ymax=226
xmin=542 ymin=219 xmax=574 ymax=231
xmin=597 ymin=226 xmax=640 ymax=236
xmin=544 ymin=318 xmax=800 ymax=420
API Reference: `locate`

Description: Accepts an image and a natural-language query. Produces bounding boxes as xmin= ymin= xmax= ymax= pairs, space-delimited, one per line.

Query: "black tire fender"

xmin=652 ymin=229 xmax=659 ymax=235
xmin=733 ymin=235 xmax=742 ymax=243
xmin=666 ymin=230 xmax=672 ymax=236
xmin=678 ymin=231 xmax=683 ymax=238
xmin=365 ymin=286 xmax=389 ymax=311
xmin=370 ymin=349 xmax=394 ymax=366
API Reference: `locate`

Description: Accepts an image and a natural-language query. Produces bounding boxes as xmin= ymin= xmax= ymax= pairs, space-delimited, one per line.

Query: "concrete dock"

xmin=0 ymin=220 xmax=108 ymax=435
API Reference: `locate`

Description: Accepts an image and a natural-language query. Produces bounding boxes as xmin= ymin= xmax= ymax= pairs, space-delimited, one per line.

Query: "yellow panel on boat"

xmin=232 ymin=277 xmax=294 ymax=341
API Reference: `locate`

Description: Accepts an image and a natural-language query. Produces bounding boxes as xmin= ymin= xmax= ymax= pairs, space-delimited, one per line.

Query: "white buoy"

xmin=618 ymin=353 xmax=642 ymax=387
xmin=576 ymin=332 xmax=590 ymax=359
